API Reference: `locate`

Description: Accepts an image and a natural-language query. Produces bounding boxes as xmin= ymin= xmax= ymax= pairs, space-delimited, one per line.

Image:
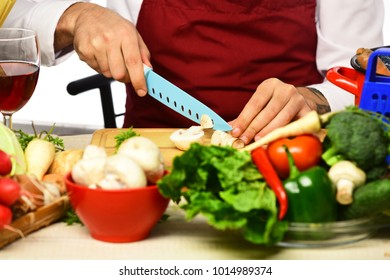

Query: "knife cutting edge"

xmin=143 ymin=65 xmax=232 ymax=131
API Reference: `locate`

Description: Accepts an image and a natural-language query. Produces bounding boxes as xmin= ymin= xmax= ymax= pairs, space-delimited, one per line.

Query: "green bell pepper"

xmin=283 ymin=146 xmax=337 ymax=223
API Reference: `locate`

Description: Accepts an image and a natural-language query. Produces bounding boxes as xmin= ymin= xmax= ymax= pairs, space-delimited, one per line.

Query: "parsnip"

xmin=24 ymin=138 xmax=56 ymax=180
xmin=48 ymin=149 xmax=84 ymax=176
xmin=241 ymin=110 xmax=335 ymax=152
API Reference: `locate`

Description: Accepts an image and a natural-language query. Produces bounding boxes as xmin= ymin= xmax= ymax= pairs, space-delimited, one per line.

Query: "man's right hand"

xmin=55 ymin=2 xmax=151 ymax=97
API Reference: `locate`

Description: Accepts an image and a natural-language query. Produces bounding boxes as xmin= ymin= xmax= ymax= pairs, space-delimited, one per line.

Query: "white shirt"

xmin=4 ymin=0 xmax=385 ymax=111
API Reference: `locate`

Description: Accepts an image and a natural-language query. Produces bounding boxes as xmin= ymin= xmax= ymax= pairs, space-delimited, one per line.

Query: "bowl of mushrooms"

xmin=65 ymin=136 xmax=170 ymax=243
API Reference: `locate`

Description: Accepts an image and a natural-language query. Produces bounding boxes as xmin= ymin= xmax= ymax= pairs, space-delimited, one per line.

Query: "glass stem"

xmin=3 ymin=114 xmax=13 ymax=129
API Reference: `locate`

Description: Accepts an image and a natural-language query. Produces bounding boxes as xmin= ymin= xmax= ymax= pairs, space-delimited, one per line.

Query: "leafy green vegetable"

xmin=63 ymin=209 xmax=84 ymax=226
xmin=44 ymin=133 xmax=65 ymax=152
xmin=158 ymin=143 xmax=288 ymax=245
xmin=114 ymin=126 xmax=139 ymax=151
xmin=13 ymin=129 xmax=35 ymax=151
xmin=14 ymin=122 xmax=65 ymax=152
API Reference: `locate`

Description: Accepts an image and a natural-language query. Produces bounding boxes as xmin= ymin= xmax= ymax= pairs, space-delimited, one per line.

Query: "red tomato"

xmin=266 ymin=134 xmax=323 ymax=179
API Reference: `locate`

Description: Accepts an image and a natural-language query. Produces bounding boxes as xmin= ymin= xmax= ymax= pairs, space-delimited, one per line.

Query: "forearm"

xmin=297 ymin=87 xmax=331 ymax=114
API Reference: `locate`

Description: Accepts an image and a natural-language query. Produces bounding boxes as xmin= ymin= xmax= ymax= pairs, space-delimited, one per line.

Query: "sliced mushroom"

xmin=200 ymin=114 xmax=214 ymax=129
xmin=169 ymin=126 xmax=205 ymax=151
xmin=210 ymin=130 xmax=245 ymax=149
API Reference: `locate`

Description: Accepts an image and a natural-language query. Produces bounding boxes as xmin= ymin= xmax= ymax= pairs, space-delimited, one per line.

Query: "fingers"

xmin=231 ymin=78 xmax=312 ymax=144
xmin=122 ymin=34 xmax=150 ymax=96
xmin=70 ymin=4 xmax=150 ymax=96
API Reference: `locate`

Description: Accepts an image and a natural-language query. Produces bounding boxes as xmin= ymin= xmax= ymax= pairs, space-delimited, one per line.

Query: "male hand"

xmin=230 ymin=78 xmax=329 ymax=144
xmin=55 ymin=3 xmax=150 ymax=97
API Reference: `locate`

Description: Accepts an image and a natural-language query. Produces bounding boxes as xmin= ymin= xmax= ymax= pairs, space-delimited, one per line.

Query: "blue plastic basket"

xmin=360 ymin=47 xmax=390 ymax=164
xmin=359 ymin=47 xmax=390 ymax=118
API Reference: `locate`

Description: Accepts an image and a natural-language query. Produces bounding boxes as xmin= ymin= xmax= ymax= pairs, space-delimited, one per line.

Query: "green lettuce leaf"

xmin=158 ymin=143 xmax=288 ymax=245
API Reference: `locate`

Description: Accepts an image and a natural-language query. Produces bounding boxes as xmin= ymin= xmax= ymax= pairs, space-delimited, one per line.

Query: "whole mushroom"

xmin=328 ymin=160 xmax=366 ymax=205
xmin=98 ymin=154 xmax=147 ymax=189
xmin=71 ymin=156 xmax=107 ymax=188
xmin=117 ymin=136 xmax=165 ymax=184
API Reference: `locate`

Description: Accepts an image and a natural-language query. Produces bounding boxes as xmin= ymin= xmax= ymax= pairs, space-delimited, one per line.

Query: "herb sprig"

xmin=14 ymin=122 xmax=65 ymax=151
xmin=63 ymin=209 xmax=84 ymax=226
xmin=114 ymin=126 xmax=139 ymax=151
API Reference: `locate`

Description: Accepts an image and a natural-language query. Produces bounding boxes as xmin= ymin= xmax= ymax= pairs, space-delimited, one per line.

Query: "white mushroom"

xmin=328 ymin=160 xmax=366 ymax=205
xmin=71 ymin=145 xmax=108 ymax=188
xmin=169 ymin=126 xmax=205 ymax=151
xmin=97 ymin=173 xmax=125 ymax=190
xmin=200 ymin=114 xmax=214 ymax=129
xmin=82 ymin=144 xmax=107 ymax=160
xmin=98 ymin=154 xmax=147 ymax=189
xmin=211 ymin=130 xmax=245 ymax=149
xmin=117 ymin=136 xmax=165 ymax=184
xmin=71 ymin=156 xmax=107 ymax=187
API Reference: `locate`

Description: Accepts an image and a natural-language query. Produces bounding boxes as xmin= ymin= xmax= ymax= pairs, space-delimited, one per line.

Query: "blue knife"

xmin=143 ymin=65 xmax=232 ymax=131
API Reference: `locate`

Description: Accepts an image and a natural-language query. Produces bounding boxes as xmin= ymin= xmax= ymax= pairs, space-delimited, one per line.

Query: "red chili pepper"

xmin=251 ymin=147 xmax=288 ymax=220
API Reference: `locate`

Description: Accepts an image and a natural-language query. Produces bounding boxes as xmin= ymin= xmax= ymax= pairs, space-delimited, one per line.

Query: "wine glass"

xmin=0 ymin=28 xmax=40 ymax=129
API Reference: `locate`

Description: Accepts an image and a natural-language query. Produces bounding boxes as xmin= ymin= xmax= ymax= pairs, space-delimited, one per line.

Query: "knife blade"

xmin=143 ymin=65 xmax=232 ymax=131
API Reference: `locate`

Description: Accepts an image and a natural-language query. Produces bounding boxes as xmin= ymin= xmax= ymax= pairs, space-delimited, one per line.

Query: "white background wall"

xmin=11 ymin=1 xmax=390 ymax=131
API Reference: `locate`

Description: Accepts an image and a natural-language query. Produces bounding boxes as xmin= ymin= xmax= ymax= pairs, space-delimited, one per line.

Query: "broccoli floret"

xmin=322 ymin=109 xmax=389 ymax=176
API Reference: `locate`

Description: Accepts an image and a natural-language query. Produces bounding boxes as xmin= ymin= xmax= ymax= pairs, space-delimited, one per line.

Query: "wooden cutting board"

xmin=0 ymin=196 xmax=69 ymax=249
xmin=90 ymin=128 xmax=184 ymax=167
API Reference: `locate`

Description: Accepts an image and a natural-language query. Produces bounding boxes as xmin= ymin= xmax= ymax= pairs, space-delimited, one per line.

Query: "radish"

xmin=0 ymin=176 xmax=44 ymax=212
xmin=0 ymin=177 xmax=21 ymax=206
xmin=0 ymin=149 xmax=13 ymax=176
xmin=0 ymin=204 xmax=13 ymax=229
xmin=0 ymin=204 xmax=24 ymax=238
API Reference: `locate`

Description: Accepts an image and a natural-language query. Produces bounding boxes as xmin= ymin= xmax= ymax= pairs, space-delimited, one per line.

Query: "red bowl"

xmin=65 ymin=172 xmax=170 ymax=243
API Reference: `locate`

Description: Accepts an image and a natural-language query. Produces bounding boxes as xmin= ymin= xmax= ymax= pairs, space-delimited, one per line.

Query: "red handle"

xmin=326 ymin=67 xmax=363 ymax=106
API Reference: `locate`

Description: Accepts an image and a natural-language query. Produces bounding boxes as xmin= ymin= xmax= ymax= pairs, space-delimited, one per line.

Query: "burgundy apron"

xmin=123 ymin=0 xmax=323 ymax=128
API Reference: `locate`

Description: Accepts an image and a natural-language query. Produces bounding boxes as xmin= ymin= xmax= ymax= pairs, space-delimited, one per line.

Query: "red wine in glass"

xmin=0 ymin=61 xmax=39 ymax=114
xmin=0 ymin=28 xmax=40 ymax=129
